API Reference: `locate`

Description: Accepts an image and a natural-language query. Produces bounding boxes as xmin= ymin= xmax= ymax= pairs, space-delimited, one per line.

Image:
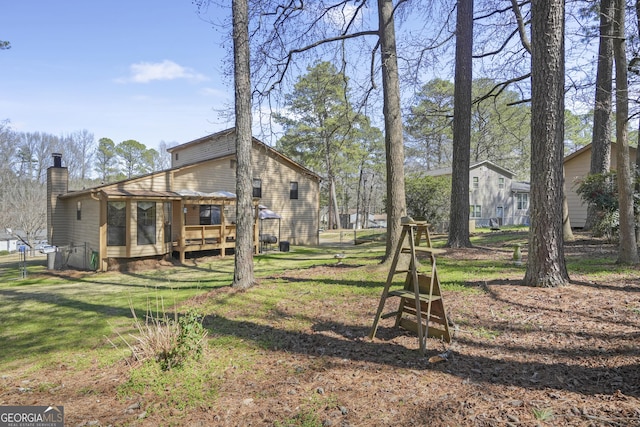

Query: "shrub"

xmin=115 ymin=300 xmax=207 ymax=371
xmin=574 ymin=171 xmax=639 ymax=240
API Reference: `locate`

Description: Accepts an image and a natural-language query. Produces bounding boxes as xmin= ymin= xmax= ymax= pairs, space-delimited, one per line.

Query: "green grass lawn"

xmin=0 ymin=243 xmax=388 ymax=369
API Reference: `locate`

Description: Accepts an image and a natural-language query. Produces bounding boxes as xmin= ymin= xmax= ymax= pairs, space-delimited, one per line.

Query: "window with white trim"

xmin=516 ymin=193 xmax=529 ymax=210
xmin=470 ymin=205 xmax=482 ymax=218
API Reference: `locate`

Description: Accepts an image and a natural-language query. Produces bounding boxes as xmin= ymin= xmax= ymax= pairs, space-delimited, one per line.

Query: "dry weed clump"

xmin=111 ymin=299 xmax=207 ymax=370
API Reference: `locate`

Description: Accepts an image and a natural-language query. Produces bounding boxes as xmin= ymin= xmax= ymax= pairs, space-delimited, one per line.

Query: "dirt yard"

xmin=1 ymin=236 xmax=639 ymax=426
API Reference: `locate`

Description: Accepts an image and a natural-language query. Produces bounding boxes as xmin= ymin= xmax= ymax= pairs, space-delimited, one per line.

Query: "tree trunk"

xmin=636 ymin=118 xmax=640 ymax=245
xmin=378 ymin=0 xmax=407 ymax=263
xmin=232 ymin=0 xmax=256 ymax=289
xmin=523 ymin=0 xmax=570 ymax=287
xmin=585 ymin=0 xmax=614 ymax=231
xmin=612 ymin=0 xmax=639 ymax=264
xmin=447 ymin=0 xmax=473 ymax=248
xmin=635 ymin=0 xmax=640 ymax=245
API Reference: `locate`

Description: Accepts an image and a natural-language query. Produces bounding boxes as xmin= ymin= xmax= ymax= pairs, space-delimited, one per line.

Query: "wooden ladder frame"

xmin=369 ymin=223 xmax=451 ymax=354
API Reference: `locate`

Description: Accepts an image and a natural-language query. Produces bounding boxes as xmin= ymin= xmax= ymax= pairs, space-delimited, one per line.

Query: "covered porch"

xmin=173 ymin=190 xmax=259 ymax=263
xmin=98 ymin=189 xmax=259 ymax=271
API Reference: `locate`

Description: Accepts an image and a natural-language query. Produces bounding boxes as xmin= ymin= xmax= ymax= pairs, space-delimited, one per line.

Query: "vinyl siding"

xmin=563 ymin=149 xmax=591 ymax=228
xmin=253 ymin=145 xmax=319 ymax=246
xmin=118 ymin=172 xmax=172 ymax=192
xmin=66 ymin=196 xmax=100 ymax=249
xmin=56 ymin=194 xmax=101 ymax=269
xmin=171 ymin=132 xmax=236 ymax=168
xmin=172 ymin=158 xmax=237 ymax=192
xmin=469 ymin=164 xmax=522 ymax=226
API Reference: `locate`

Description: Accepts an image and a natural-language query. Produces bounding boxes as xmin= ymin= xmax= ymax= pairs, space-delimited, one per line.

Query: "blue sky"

xmin=1 ymin=0 xmax=235 ymax=150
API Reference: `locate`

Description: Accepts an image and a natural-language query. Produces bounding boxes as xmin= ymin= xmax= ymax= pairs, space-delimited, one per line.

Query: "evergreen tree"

xmin=274 ymin=61 xmax=381 ymax=229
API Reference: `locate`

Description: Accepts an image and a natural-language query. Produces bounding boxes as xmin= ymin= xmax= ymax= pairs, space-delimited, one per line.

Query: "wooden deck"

xmin=174 ymin=224 xmax=256 ymax=263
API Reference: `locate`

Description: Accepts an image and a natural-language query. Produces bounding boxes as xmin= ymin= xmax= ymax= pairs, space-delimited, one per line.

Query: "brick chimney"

xmin=47 ymin=153 xmax=68 ymax=246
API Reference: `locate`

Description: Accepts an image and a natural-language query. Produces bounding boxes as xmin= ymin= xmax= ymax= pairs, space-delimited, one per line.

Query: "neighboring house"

xmin=339 ymin=212 xmax=376 ymax=230
xmin=372 ymin=214 xmax=387 ymax=228
xmin=426 ymin=160 xmax=530 ymax=227
xmin=0 ymin=231 xmax=19 ymax=252
xmin=47 ymin=128 xmax=321 ymax=271
xmin=563 ymin=143 xmax=637 ymax=228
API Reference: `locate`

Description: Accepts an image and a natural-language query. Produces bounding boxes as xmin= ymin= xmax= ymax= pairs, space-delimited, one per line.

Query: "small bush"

xmin=575 ymin=171 xmax=638 ymax=240
xmin=115 ymin=300 xmax=207 ymax=370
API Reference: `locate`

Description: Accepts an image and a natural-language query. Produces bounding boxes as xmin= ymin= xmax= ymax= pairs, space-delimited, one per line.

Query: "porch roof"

xmin=101 ymin=189 xmax=183 ymax=199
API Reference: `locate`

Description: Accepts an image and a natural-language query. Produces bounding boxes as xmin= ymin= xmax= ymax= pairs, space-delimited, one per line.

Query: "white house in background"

xmin=340 ymin=212 xmax=376 ymax=229
xmin=0 ymin=231 xmax=19 ymax=252
xmin=426 ymin=160 xmax=530 ymax=227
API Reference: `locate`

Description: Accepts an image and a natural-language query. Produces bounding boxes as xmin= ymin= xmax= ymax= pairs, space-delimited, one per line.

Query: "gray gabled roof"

xmin=511 ymin=181 xmax=530 ymax=193
xmin=425 ymin=160 xmax=516 ymax=178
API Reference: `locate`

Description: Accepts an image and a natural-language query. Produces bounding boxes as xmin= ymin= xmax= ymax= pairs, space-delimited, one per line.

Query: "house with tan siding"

xmin=426 ymin=160 xmax=530 ymax=227
xmin=563 ymin=143 xmax=637 ymax=228
xmin=46 ymin=129 xmax=321 ymax=271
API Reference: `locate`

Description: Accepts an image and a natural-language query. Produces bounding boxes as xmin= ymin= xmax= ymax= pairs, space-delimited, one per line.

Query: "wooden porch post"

xmin=99 ymin=194 xmax=108 ymax=272
xmin=179 ymin=200 xmax=186 ymax=264
xmin=220 ymin=201 xmax=227 ymax=257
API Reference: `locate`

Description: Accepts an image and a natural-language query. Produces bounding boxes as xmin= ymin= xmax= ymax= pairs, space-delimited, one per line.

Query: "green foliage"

xmin=405 ymin=79 xmax=455 ymax=170
xmin=274 ymin=410 xmax=322 ymax=427
xmin=275 ymin=61 xmax=360 ymax=174
xmin=574 ymin=171 xmax=638 ymax=240
xmin=116 ymin=139 xmax=147 ymax=179
xmin=575 ymin=172 xmax=619 ymax=213
xmin=564 ymin=110 xmax=593 ymax=154
xmin=404 ymin=173 xmax=451 ymax=226
xmin=95 ymin=137 xmax=117 ymax=182
xmin=405 ymin=78 xmax=531 ymax=179
xmin=532 ymin=407 xmax=555 ymax=421
xmin=273 ymin=61 xmax=384 ymax=217
xmin=118 ymin=357 xmax=219 ymax=411
xmin=176 ymin=309 xmax=207 ymax=363
xmin=0 ymin=250 xmax=8 ymax=256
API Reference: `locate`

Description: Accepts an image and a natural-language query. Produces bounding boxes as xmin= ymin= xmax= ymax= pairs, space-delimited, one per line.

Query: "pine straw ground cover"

xmin=0 ymin=231 xmax=639 ymax=426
